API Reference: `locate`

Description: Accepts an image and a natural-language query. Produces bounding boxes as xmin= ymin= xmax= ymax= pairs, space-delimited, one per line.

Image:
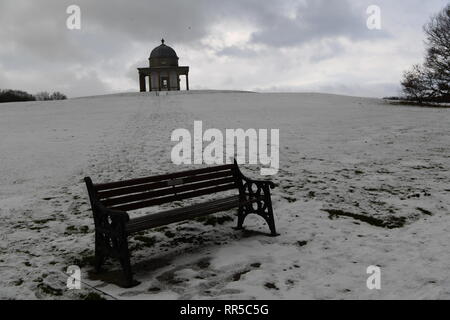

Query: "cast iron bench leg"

xmin=236 ymin=206 xmax=245 ymax=230
xmin=94 ymin=233 xmax=105 ymax=272
xmin=267 ymin=207 xmax=279 ymax=237
xmin=118 ymin=236 xmax=140 ymax=288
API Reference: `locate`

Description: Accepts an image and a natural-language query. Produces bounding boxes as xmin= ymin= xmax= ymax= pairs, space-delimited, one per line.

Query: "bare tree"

xmin=35 ymin=91 xmax=67 ymax=101
xmin=35 ymin=91 xmax=51 ymax=101
xmin=401 ymin=64 xmax=433 ymax=104
xmin=423 ymin=4 xmax=450 ymax=100
xmin=401 ymin=4 xmax=450 ymax=103
xmin=50 ymin=92 xmax=67 ymax=100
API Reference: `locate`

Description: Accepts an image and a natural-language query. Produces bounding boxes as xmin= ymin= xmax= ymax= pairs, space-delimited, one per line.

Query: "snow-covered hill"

xmin=0 ymin=91 xmax=449 ymax=299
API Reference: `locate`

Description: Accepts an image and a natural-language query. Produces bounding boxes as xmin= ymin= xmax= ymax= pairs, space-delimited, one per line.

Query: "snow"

xmin=0 ymin=91 xmax=449 ymax=300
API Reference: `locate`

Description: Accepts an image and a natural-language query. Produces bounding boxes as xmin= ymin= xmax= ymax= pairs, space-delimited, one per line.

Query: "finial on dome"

xmin=161 ymin=38 xmax=165 ymax=44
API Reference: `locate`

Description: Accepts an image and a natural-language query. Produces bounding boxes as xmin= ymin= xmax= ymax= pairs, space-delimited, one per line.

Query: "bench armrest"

xmin=241 ymin=177 xmax=276 ymax=190
xmin=100 ymin=205 xmax=130 ymax=224
xmin=85 ymin=176 xmax=130 ymax=226
xmin=233 ymin=161 xmax=276 ymax=200
xmin=95 ymin=201 xmax=129 ymax=223
xmin=91 ymin=201 xmax=130 ymax=237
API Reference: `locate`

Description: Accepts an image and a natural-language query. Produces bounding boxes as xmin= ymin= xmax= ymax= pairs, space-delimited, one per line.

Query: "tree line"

xmin=401 ymin=4 xmax=450 ymax=104
xmin=0 ymin=89 xmax=67 ymax=103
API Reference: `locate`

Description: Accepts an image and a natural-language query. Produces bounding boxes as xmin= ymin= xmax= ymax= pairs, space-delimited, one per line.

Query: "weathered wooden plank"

xmin=128 ymin=195 xmax=240 ymax=225
xmin=101 ymin=177 xmax=236 ymax=207
xmin=112 ymin=183 xmax=237 ymax=211
xmin=125 ymin=195 xmax=263 ymax=233
xmin=125 ymin=196 xmax=240 ymax=233
xmin=94 ymin=164 xmax=234 ymax=191
xmin=97 ymin=170 xmax=234 ymax=199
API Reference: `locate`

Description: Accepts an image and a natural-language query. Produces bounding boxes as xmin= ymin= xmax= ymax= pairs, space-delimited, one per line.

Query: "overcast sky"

xmin=0 ymin=0 xmax=448 ymax=98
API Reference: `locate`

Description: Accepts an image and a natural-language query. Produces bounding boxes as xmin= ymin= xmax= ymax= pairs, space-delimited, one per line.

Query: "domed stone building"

xmin=137 ymin=39 xmax=190 ymax=92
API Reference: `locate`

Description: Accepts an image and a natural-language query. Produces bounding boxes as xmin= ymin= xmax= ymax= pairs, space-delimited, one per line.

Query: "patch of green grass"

xmin=283 ymin=196 xmax=298 ymax=203
xmin=323 ymin=209 xmax=406 ymax=229
xmin=196 ymin=258 xmax=211 ymax=269
xmin=134 ymin=235 xmax=157 ymax=247
xmin=65 ymin=225 xmax=77 ymax=234
xmin=202 ymin=215 xmax=234 ymax=227
xmin=65 ymin=225 xmax=90 ymax=235
xmin=168 ymin=235 xmax=205 ymax=246
xmin=79 ymin=292 xmax=105 ymax=300
xmin=297 ymin=241 xmax=308 ymax=247
xmin=33 ymin=218 xmax=53 ymax=224
xmin=79 ymin=226 xmax=90 ymax=233
xmin=70 ymin=253 xmax=95 ymax=268
xmin=14 ymin=279 xmax=24 ymax=286
xmin=417 ymin=208 xmax=433 ymax=216
xmin=131 ymin=234 xmax=158 ymax=250
xmin=164 ymin=231 xmax=176 ymax=238
xmin=264 ymin=282 xmax=279 ymax=290
xmin=37 ymin=283 xmax=63 ymax=296
xmin=232 ymin=269 xmax=251 ymax=281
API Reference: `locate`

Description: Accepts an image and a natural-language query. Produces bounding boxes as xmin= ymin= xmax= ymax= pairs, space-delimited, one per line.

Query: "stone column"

xmin=149 ymin=73 xmax=152 ymax=92
xmin=158 ymin=72 xmax=161 ymax=91
xmin=168 ymin=71 xmax=171 ymax=91
xmin=139 ymin=73 xmax=146 ymax=92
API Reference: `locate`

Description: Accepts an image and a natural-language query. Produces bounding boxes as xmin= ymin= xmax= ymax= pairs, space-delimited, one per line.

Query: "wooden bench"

xmin=84 ymin=161 xmax=278 ymax=287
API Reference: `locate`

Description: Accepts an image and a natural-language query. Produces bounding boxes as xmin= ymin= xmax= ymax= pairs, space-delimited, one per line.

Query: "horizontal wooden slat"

xmin=94 ymin=164 xmax=235 ymax=191
xmin=126 ymin=196 xmax=240 ymax=233
xmin=101 ymin=177 xmax=236 ymax=207
xmin=97 ymin=170 xmax=234 ymax=199
xmin=112 ymin=184 xmax=237 ymax=212
xmin=125 ymin=195 xmax=264 ymax=233
xmin=129 ymin=196 xmax=239 ymax=225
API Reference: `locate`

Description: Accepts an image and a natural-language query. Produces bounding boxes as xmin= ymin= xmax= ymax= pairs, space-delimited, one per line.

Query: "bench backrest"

xmin=87 ymin=164 xmax=240 ymax=212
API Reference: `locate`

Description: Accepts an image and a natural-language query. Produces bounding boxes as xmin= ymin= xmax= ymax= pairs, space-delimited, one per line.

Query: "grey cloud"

xmin=77 ymin=0 xmax=212 ymax=44
xmin=249 ymin=0 xmax=389 ymax=47
xmin=308 ymin=41 xmax=347 ymax=63
xmin=216 ymin=46 xmax=260 ymax=58
xmin=0 ymin=0 xmax=210 ymax=64
xmin=0 ymin=1 xmax=88 ymax=62
xmin=125 ymin=60 xmax=146 ymax=81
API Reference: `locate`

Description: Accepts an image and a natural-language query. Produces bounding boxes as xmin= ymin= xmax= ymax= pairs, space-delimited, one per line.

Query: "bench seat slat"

xmin=125 ymin=195 xmax=257 ymax=234
xmin=94 ymin=164 xmax=234 ymax=191
xmin=111 ymin=184 xmax=237 ymax=212
xmin=127 ymin=196 xmax=241 ymax=226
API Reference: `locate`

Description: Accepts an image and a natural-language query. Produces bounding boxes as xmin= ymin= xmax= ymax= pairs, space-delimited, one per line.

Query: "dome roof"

xmin=150 ymin=39 xmax=178 ymax=59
